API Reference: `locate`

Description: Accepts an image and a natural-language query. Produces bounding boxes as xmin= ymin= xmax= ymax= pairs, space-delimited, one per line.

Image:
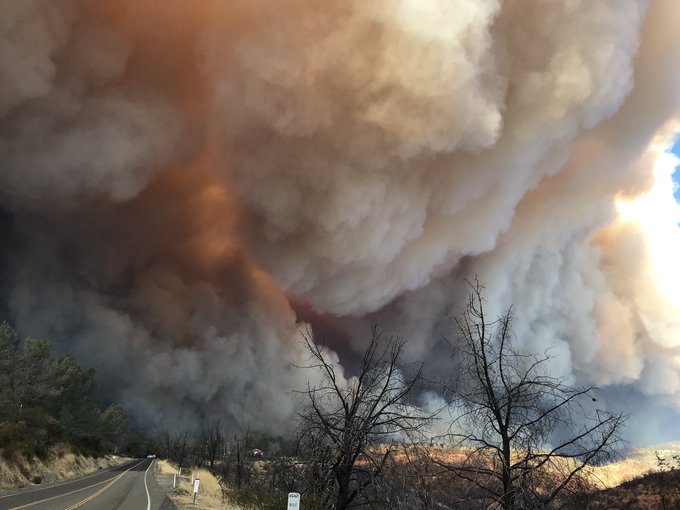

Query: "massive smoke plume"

xmin=1 ymin=0 xmax=680 ymax=441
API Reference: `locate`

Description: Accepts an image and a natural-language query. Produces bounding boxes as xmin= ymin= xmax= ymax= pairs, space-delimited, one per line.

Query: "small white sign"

xmin=287 ymin=492 xmax=300 ymax=510
xmin=193 ymin=478 xmax=200 ymax=494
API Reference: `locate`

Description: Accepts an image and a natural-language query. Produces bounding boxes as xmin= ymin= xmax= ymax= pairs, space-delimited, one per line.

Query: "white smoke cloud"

xmin=1 ymin=0 xmax=680 ymax=439
xmin=204 ymin=0 xmax=645 ymax=316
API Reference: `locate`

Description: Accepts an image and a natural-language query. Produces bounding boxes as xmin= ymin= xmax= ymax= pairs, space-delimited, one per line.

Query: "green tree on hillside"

xmin=16 ymin=339 xmax=51 ymax=411
xmin=100 ymin=404 xmax=129 ymax=453
xmin=0 ymin=321 xmax=132 ymax=458
xmin=48 ymin=354 xmax=101 ymax=448
xmin=0 ymin=322 xmax=20 ymax=420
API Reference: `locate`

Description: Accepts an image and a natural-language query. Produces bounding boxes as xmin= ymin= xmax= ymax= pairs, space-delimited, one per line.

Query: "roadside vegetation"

xmin=0 ymin=321 xmax=146 ymax=487
xmin=0 ymin=444 xmax=125 ymax=489
xmin=157 ymin=434 xmax=680 ymax=510
xmin=154 ymin=282 xmax=638 ymax=510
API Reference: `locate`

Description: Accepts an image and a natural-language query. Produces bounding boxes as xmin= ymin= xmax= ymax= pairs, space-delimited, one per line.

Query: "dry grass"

xmin=0 ymin=444 xmax=129 ymax=489
xmin=583 ymin=468 xmax=680 ymax=509
xmin=414 ymin=442 xmax=680 ymax=489
xmin=156 ymin=459 xmax=178 ymax=476
xmin=586 ymin=442 xmax=680 ymax=488
xmin=159 ymin=460 xmax=245 ymax=510
xmin=382 ymin=441 xmax=680 ymax=509
xmin=158 ymin=442 xmax=680 ymax=509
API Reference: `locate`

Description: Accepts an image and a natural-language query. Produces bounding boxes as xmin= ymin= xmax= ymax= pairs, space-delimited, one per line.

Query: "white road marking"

xmin=144 ymin=459 xmax=154 ymax=510
xmin=8 ymin=460 xmax=146 ymax=510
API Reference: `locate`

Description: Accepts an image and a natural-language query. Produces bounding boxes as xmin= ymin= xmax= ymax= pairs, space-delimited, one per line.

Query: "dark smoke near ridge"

xmin=2 ymin=0 xmax=680 ymax=443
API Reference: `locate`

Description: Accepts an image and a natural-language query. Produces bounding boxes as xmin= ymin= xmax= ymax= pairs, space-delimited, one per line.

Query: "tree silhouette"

xmin=440 ymin=280 xmax=626 ymax=510
xmin=298 ymin=326 xmax=429 ymax=510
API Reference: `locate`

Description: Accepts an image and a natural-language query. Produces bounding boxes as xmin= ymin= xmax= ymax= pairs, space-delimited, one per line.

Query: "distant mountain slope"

xmin=583 ymin=468 xmax=680 ymax=509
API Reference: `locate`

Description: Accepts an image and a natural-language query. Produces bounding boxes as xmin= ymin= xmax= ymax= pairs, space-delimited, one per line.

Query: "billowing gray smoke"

xmin=2 ymin=0 xmax=680 ymax=441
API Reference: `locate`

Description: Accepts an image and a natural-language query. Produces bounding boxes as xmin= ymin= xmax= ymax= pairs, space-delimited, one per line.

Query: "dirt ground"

xmin=157 ymin=460 xmax=245 ymax=510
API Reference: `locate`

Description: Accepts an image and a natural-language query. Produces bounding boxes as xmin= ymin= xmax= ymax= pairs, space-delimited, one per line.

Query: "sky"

xmin=673 ymin=138 xmax=680 ymax=202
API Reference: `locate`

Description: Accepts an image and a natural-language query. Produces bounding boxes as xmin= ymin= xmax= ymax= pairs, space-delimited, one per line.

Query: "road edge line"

xmin=144 ymin=459 xmax=154 ymax=510
xmin=9 ymin=459 xmax=146 ymax=510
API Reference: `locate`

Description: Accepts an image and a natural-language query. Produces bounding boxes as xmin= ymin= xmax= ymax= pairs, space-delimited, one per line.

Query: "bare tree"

xmin=440 ymin=280 xmax=626 ymax=510
xmin=173 ymin=431 xmax=190 ymax=469
xmin=298 ymin=326 xmax=429 ymax=510
xmin=155 ymin=428 xmax=190 ymax=468
xmin=380 ymin=443 xmax=449 ymax=510
xmin=217 ymin=426 xmax=254 ymax=494
xmin=232 ymin=428 xmax=251 ymax=490
xmin=157 ymin=427 xmax=172 ymax=460
xmin=200 ymin=417 xmax=224 ymax=470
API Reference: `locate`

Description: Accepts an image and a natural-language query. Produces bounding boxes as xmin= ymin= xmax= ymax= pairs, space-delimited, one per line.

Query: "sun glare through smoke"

xmin=617 ymin=146 xmax=680 ymax=308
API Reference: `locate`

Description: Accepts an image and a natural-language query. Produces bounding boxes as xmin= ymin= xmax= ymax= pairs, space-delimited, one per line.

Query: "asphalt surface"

xmin=0 ymin=458 xmax=175 ymax=510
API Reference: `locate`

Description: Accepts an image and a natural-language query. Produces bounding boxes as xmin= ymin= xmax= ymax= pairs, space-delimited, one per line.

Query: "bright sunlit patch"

xmin=616 ymin=149 xmax=680 ymax=307
xmin=387 ymin=0 xmax=497 ymax=41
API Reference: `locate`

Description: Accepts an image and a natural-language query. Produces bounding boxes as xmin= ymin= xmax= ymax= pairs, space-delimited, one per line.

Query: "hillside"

xmin=0 ymin=444 xmax=126 ymax=490
xmin=583 ymin=468 xmax=680 ymax=509
xmin=0 ymin=322 xmax=137 ymax=462
xmin=588 ymin=442 xmax=680 ymax=488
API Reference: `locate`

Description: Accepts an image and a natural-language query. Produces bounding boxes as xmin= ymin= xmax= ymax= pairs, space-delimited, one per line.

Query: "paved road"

xmin=0 ymin=458 xmax=173 ymax=510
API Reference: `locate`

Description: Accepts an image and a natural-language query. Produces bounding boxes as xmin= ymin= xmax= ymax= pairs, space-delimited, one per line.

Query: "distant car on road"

xmin=147 ymin=454 xmax=156 ymax=458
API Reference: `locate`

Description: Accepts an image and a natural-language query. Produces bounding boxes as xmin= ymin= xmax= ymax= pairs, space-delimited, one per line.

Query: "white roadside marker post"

xmin=173 ymin=473 xmax=176 ymax=488
xmin=192 ymin=477 xmax=200 ymax=506
xmin=288 ymin=492 xmax=301 ymax=510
